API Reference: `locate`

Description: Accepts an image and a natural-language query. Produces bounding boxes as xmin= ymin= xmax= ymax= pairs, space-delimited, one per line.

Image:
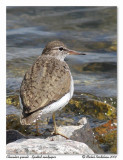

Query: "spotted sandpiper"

xmin=20 ymin=40 xmax=85 ymax=138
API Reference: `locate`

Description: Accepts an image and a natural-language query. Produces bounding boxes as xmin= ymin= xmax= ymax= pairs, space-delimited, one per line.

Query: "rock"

xmin=6 ymin=130 xmax=27 ymax=144
xmin=65 ymin=98 xmax=116 ymax=121
xmin=6 ymin=114 xmax=32 ymax=135
xmin=58 ymin=117 xmax=88 ymax=138
xmin=93 ymin=119 xmax=117 ymax=153
xmin=7 ymin=117 xmax=104 ymax=154
xmin=55 ymin=117 xmax=104 ymax=154
xmin=6 ymin=138 xmax=94 ymax=154
xmin=6 ymin=95 xmax=19 ymax=107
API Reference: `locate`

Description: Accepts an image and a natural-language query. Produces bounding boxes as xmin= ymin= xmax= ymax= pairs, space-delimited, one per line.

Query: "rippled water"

xmin=7 ymin=6 xmax=117 ymax=96
xmin=6 ymin=7 xmax=117 ymax=153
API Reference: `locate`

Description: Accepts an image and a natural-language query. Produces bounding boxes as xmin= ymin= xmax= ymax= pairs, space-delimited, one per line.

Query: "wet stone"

xmin=6 ymin=117 xmax=95 ymax=154
xmin=64 ymin=98 xmax=116 ymax=121
xmin=6 ymin=130 xmax=27 ymax=144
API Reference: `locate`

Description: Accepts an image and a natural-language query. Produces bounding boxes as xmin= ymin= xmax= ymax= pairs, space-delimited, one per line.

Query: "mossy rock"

xmin=93 ymin=119 xmax=117 ymax=153
xmin=73 ymin=62 xmax=116 ymax=73
xmin=84 ymin=41 xmax=117 ymax=52
xmin=65 ymin=99 xmax=116 ymax=121
xmin=80 ymin=93 xmax=117 ymax=108
xmin=108 ymin=41 xmax=117 ymax=52
xmin=93 ymin=119 xmax=117 ymax=135
xmin=6 ymin=114 xmax=52 ymax=136
xmin=109 ymin=46 xmax=117 ymax=52
xmin=85 ymin=41 xmax=111 ymax=51
xmin=6 ymin=95 xmax=19 ymax=107
xmin=6 ymin=114 xmax=34 ymax=136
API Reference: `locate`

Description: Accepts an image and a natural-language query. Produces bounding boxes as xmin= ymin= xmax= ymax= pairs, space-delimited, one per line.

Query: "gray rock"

xmin=58 ymin=117 xmax=88 ymax=138
xmin=56 ymin=117 xmax=104 ymax=154
xmin=6 ymin=138 xmax=94 ymax=154
xmin=7 ymin=117 xmax=103 ymax=154
xmin=6 ymin=130 xmax=27 ymax=144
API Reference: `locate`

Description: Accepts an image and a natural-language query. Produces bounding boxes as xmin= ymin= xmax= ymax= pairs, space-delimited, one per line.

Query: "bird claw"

xmin=52 ymin=129 xmax=69 ymax=139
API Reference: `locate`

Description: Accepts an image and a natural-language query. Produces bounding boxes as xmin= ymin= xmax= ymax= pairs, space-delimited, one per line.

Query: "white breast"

xmin=40 ymin=74 xmax=74 ymax=118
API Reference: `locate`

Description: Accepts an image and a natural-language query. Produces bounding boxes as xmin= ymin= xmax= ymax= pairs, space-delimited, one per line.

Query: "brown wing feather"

xmin=20 ymin=55 xmax=71 ymax=115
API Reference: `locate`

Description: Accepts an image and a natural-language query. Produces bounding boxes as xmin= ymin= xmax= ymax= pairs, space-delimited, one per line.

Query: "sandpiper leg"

xmin=52 ymin=113 xmax=69 ymax=139
xmin=36 ymin=120 xmax=42 ymax=136
xmin=52 ymin=113 xmax=57 ymax=133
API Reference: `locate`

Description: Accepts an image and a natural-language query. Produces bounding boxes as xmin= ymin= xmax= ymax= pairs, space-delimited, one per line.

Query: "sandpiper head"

xmin=42 ymin=40 xmax=85 ymax=60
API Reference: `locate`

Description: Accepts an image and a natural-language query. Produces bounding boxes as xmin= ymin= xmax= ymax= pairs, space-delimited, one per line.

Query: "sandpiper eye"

xmin=59 ymin=47 xmax=63 ymax=51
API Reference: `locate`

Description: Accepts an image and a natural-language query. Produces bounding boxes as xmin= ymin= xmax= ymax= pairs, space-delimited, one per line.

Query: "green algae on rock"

xmin=6 ymin=114 xmax=52 ymax=137
xmin=73 ymin=62 xmax=116 ymax=73
xmin=6 ymin=95 xmax=19 ymax=107
xmin=109 ymin=41 xmax=117 ymax=52
xmin=65 ymin=99 xmax=116 ymax=121
xmin=6 ymin=114 xmax=32 ymax=136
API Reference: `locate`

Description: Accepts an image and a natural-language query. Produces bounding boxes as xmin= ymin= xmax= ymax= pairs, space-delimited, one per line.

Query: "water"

xmin=6 ymin=7 xmax=117 ymax=153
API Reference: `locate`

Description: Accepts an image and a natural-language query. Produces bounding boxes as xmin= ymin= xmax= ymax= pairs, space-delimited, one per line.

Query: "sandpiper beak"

xmin=68 ymin=49 xmax=86 ymax=55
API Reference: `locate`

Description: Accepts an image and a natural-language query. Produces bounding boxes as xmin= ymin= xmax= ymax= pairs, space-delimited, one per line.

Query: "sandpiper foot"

xmin=52 ymin=129 xmax=69 ymax=139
